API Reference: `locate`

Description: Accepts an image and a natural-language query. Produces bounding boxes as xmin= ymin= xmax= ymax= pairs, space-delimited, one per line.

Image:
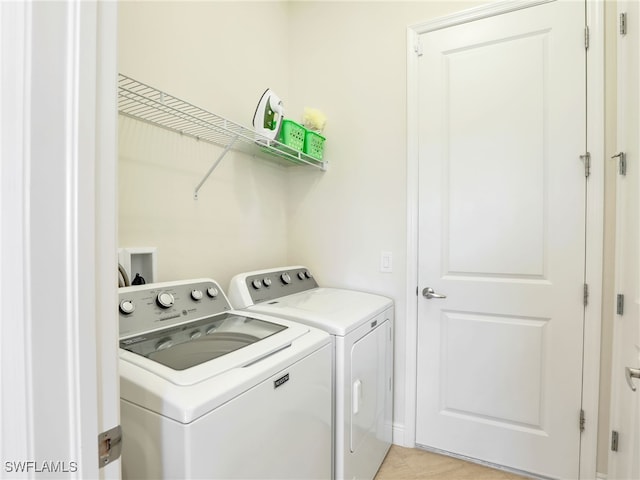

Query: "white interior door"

xmin=608 ymin=1 xmax=640 ymax=477
xmin=415 ymin=2 xmax=587 ymax=478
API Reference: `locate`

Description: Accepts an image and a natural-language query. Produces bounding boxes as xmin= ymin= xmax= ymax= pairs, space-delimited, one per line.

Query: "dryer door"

xmin=350 ymin=319 xmax=392 ymax=454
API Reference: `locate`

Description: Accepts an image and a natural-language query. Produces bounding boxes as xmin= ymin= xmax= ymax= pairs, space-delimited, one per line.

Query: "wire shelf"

xmin=117 ymin=74 xmax=327 ymax=197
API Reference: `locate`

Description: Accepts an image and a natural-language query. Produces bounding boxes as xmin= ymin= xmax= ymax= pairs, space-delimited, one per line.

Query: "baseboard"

xmin=392 ymin=422 xmax=414 ymax=448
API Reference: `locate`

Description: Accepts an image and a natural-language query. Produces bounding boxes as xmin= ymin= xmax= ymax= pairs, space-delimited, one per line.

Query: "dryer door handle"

xmin=353 ymin=379 xmax=362 ymax=414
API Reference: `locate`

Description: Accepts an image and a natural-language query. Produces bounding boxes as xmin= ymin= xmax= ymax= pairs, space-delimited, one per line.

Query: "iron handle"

xmin=625 ymin=366 xmax=640 ymax=392
xmin=422 ymin=287 xmax=447 ymax=299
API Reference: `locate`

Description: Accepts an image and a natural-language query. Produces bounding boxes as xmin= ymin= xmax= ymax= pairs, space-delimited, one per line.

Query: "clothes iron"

xmin=252 ymin=88 xmax=284 ymax=142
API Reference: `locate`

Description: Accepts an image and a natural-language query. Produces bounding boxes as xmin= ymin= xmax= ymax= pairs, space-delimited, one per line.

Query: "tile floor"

xmin=374 ymin=445 xmax=528 ymax=480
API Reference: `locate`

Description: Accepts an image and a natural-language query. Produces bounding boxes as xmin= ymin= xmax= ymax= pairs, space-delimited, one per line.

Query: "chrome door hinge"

xmin=620 ymin=13 xmax=627 ymax=35
xmin=98 ymin=425 xmax=122 ymax=468
xmin=584 ymin=26 xmax=590 ymax=50
xmin=579 ymin=409 xmax=586 ymax=432
xmin=580 ymin=152 xmax=591 ymax=178
xmin=612 ymin=152 xmax=627 ymax=176
xmin=611 ymin=430 xmax=619 ymax=451
xmin=617 ymin=294 xmax=624 ymax=315
xmin=583 ymin=284 xmax=589 ymax=306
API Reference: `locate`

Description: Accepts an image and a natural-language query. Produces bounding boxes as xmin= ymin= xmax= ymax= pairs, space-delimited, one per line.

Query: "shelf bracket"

xmin=194 ymin=135 xmax=239 ymax=199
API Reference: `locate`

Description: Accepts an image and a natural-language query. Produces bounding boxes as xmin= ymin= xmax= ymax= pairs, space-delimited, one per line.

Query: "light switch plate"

xmin=380 ymin=251 xmax=393 ymax=273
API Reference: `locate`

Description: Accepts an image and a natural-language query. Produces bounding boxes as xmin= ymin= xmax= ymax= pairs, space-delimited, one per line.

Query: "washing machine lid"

xmin=120 ymin=313 xmax=287 ymax=371
xmin=119 ymin=311 xmax=310 ymax=386
xmin=247 ymin=288 xmax=393 ymax=336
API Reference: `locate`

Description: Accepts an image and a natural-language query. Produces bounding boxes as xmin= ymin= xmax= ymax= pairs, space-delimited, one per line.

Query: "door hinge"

xmin=612 ymin=152 xmax=627 ymax=176
xmin=584 ymin=25 xmax=590 ymax=50
xmin=620 ymin=13 xmax=627 ymax=35
xmin=414 ymin=36 xmax=423 ymax=57
xmin=579 ymin=409 xmax=586 ymax=432
xmin=98 ymin=425 xmax=122 ymax=468
xmin=611 ymin=430 xmax=619 ymax=451
xmin=583 ymin=283 xmax=589 ymax=306
xmin=580 ymin=152 xmax=591 ymax=178
xmin=617 ymin=293 xmax=624 ymax=315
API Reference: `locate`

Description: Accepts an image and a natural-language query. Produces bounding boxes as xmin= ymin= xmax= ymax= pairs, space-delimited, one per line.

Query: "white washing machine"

xmin=118 ymin=278 xmax=332 ymax=479
xmin=228 ymin=266 xmax=394 ymax=480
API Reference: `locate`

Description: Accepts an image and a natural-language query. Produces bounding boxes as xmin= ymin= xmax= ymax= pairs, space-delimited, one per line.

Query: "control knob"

xmin=207 ymin=287 xmax=219 ymax=298
xmin=297 ymin=272 xmax=306 ymax=280
xmin=119 ymin=300 xmax=135 ymax=315
xmin=263 ymin=277 xmax=272 ymax=287
xmin=281 ymin=272 xmax=292 ymax=284
xmin=191 ymin=289 xmax=203 ymax=301
xmin=252 ymin=279 xmax=263 ymax=289
xmin=156 ymin=291 xmax=175 ymax=309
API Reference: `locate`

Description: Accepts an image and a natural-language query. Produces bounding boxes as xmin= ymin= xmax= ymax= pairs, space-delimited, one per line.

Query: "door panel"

xmin=447 ymin=33 xmax=546 ymax=278
xmin=416 ymin=2 xmax=586 ymax=478
xmin=608 ymin=0 xmax=640 ymax=477
xmin=442 ymin=312 xmax=546 ymax=428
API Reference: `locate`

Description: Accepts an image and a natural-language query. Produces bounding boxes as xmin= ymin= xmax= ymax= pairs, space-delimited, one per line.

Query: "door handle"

xmin=625 ymin=366 xmax=640 ymax=392
xmin=353 ymin=379 xmax=362 ymax=414
xmin=422 ymin=287 xmax=447 ymax=299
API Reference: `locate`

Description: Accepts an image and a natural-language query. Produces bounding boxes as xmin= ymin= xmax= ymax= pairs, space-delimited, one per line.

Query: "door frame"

xmin=0 ymin=1 xmax=119 ymax=477
xmin=404 ymin=0 xmax=605 ymax=477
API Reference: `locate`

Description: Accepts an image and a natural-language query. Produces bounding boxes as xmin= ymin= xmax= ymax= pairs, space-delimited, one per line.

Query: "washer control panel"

xmin=118 ymin=279 xmax=231 ymax=339
xmin=242 ymin=267 xmax=318 ymax=304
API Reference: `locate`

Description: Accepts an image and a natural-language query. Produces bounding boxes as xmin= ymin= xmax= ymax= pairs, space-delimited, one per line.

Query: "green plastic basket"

xmin=303 ymin=130 xmax=325 ymax=160
xmin=277 ymin=119 xmax=305 ymax=152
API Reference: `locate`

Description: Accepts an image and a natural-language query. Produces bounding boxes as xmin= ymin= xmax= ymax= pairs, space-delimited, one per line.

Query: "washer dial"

xmin=156 ymin=291 xmax=175 ymax=309
xmin=281 ymin=272 xmax=292 ymax=284
xmin=119 ymin=299 xmax=135 ymax=315
xmin=207 ymin=287 xmax=219 ymax=298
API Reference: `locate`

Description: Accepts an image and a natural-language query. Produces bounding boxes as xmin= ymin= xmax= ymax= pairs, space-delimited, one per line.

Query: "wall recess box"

xmin=118 ymin=247 xmax=157 ymax=285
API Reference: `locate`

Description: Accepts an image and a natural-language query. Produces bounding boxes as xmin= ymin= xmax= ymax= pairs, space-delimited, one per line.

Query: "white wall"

xmin=118 ymin=1 xmax=293 ymax=285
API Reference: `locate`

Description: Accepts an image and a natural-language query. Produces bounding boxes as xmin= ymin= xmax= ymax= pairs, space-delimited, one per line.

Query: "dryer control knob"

xmin=207 ymin=287 xmax=219 ymax=298
xmin=281 ymin=273 xmax=292 ymax=284
xmin=297 ymin=272 xmax=306 ymax=280
xmin=191 ymin=289 xmax=203 ymax=301
xmin=156 ymin=291 xmax=175 ymax=308
xmin=304 ymin=270 xmax=312 ymax=279
xmin=263 ymin=277 xmax=272 ymax=287
xmin=119 ymin=300 xmax=135 ymax=315
xmin=252 ymin=279 xmax=263 ymax=289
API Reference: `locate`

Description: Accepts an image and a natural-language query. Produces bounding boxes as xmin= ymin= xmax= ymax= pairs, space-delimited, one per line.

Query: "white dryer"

xmin=118 ymin=278 xmax=332 ymax=479
xmin=228 ymin=266 xmax=394 ymax=480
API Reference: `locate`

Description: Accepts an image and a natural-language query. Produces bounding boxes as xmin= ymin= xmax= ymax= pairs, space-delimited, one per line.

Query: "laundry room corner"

xmin=118 ymin=0 xmax=485 ymax=450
